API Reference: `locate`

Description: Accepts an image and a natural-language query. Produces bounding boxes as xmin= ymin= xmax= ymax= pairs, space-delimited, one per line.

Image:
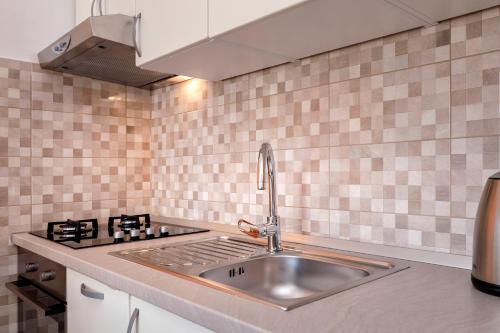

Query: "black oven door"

xmin=6 ymin=278 xmax=65 ymax=333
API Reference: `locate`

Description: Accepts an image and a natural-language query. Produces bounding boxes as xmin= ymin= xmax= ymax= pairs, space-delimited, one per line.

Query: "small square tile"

xmin=451 ymin=137 xmax=500 ymax=218
xmin=451 ymin=7 xmax=500 ymax=58
xmin=250 ymin=85 xmax=330 ymax=150
xmin=251 ymin=147 xmax=330 ymax=210
xmin=127 ymin=118 xmax=151 ymax=159
xmin=330 ymin=140 xmax=450 ymax=216
xmin=0 ymin=157 xmax=30 ymax=206
xmin=451 ymin=51 xmax=500 ymax=137
xmin=127 ymin=158 xmax=151 ymax=199
xmin=0 ymin=108 xmax=30 ymax=157
xmin=249 ymin=53 xmax=329 ymax=98
xmin=126 ymin=86 xmax=152 ymax=119
xmin=0 ymin=58 xmax=30 ymax=109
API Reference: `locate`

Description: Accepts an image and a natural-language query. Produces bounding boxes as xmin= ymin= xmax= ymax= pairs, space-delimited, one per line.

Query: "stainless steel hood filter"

xmin=38 ymin=14 xmax=184 ymax=89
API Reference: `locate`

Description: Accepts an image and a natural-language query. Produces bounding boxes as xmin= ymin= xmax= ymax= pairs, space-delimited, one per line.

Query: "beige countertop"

xmin=11 ymin=218 xmax=500 ymax=333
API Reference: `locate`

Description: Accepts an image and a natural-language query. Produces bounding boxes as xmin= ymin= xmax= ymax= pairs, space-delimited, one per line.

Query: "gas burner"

xmin=46 ymin=218 xmax=99 ymax=241
xmin=58 ymin=230 xmax=90 ymax=239
xmin=55 ymin=221 xmax=88 ymax=235
xmin=108 ymin=214 xmax=151 ymax=231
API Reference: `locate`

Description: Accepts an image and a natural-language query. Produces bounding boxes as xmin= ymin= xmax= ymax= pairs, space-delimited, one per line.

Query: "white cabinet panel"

xmin=208 ymin=0 xmax=306 ymax=37
xmin=129 ymin=296 xmax=213 ymax=333
xmin=106 ymin=0 xmax=135 ymax=16
xmin=135 ymin=0 xmax=208 ymax=66
xmin=75 ymin=0 xmax=135 ymax=25
xmin=218 ymin=0 xmax=426 ymax=60
xmin=67 ymin=269 xmax=129 ymax=333
xmin=75 ymin=0 xmax=95 ymax=24
xmin=389 ymin=0 xmax=500 ymax=23
xmin=140 ymin=38 xmax=291 ymax=81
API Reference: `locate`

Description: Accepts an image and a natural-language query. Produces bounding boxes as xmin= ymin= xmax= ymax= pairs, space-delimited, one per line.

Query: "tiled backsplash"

xmin=0 ymin=4 xmax=499 ymax=332
xmin=0 ymin=61 xmax=151 ymax=331
xmin=151 ymin=6 xmax=500 ymax=258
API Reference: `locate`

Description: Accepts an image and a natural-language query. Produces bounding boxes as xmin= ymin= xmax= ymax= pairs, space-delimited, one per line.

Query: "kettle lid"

xmin=489 ymin=172 xmax=500 ymax=179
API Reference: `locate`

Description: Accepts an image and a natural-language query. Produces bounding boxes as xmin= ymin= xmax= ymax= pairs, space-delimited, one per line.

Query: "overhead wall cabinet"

xmin=71 ymin=0 xmax=500 ymax=81
xmin=67 ymin=269 xmax=213 ymax=333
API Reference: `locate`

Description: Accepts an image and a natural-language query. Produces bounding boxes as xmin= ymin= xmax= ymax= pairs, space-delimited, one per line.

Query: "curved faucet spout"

xmin=257 ymin=143 xmax=278 ymax=218
xmin=240 ymin=143 xmax=282 ymax=253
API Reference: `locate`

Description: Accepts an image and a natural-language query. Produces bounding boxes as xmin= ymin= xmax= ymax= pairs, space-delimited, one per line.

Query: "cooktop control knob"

xmin=160 ymin=226 xmax=169 ymax=237
xmin=25 ymin=262 xmax=39 ymax=273
xmin=146 ymin=227 xmax=155 ymax=239
xmin=130 ymin=229 xmax=140 ymax=241
xmin=40 ymin=271 xmax=56 ymax=282
xmin=113 ymin=230 xmax=125 ymax=243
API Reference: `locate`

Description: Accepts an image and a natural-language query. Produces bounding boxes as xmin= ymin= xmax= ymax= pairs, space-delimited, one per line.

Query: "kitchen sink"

xmin=110 ymin=236 xmax=408 ymax=310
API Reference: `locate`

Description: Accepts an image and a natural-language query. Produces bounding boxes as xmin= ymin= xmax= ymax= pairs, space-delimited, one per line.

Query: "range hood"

xmin=38 ymin=14 xmax=186 ymax=89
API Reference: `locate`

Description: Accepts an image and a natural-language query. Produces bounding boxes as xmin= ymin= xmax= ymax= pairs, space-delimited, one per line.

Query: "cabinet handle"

xmin=133 ymin=13 xmax=142 ymax=57
xmin=80 ymin=283 xmax=104 ymax=300
xmin=91 ymin=0 xmax=104 ymax=17
xmin=127 ymin=308 xmax=139 ymax=333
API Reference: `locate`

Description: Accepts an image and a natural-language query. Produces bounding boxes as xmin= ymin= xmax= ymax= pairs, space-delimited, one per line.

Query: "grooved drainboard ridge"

xmin=123 ymin=238 xmax=263 ymax=268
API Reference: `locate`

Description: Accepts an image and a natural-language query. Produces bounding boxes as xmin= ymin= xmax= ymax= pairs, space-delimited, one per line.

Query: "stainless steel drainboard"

xmin=112 ymin=237 xmax=267 ymax=271
xmin=110 ymin=236 xmax=408 ymax=310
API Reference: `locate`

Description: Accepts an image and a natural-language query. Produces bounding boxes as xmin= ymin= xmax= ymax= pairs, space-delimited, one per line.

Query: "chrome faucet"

xmin=238 ymin=143 xmax=282 ymax=253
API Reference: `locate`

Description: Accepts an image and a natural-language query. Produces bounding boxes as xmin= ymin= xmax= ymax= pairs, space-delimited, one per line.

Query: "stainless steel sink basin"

xmin=110 ymin=236 xmax=408 ymax=310
xmin=199 ymin=254 xmax=370 ymax=307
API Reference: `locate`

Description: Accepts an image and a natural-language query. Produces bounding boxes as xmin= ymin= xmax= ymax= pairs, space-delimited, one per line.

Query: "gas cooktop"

xmin=30 ymin=214 xmax=209 ymax=249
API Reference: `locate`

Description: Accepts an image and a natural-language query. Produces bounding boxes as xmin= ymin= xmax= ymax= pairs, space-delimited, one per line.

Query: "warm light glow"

xmin=107 ymin=95 xmax=123 ymax=101
xmin=186 ymin=79 xmax=200 ymax=94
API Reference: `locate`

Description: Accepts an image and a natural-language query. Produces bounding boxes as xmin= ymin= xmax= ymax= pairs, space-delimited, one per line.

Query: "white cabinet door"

xmin=128 ymin=296 xmax=213 ymax=333
xmin=75 ymin=0 xmax=135 ymax=25
xmin=135 ymin=0 xmax=208 ymax=67
xmin=208 ymin=0 xmax=306 ymax=37
xmin=67 ymin=269 xmax=129 ymax=333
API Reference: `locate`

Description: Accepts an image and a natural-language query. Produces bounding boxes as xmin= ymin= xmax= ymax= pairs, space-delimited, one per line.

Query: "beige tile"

xmin=250 ymin=85 xmax=330 ymax=150
xmin=451 ymin=137 xmax=500 ymax=219
xmin=127 ymin=117 xmax=151 ymax=159
xmin=0 ymin=58 xmax=30 ymax=109
xmin=330 ymin=210 xmax=451 ymax=253
xmin=381 ymin=62 xmax=450 ymax=142
xmin=0 ymin=157 xmax=30 ymax=206
xmin=249 ymin=53 xmax=329 ymax=98
xmin=214 ymin=75 xmax=249 ymax=105
xmin=126 ymin=86 xmax=152 ymax=119
xmin=127 ymin=158 xmax=151 ymax=199
xmin=451 ymin=7 xmax=500 ymax=58
xmin=31 ymin=157 xmax=126 ymax=205
xmin=31 ymin=66 xmax=126 ymax=116
xmin=451 ymin=51 xmax=500 ymax=137
xmin=251 ymin=147 xmax=330 ymax=210
xmin=0 ymin=108 xmax=30 ymax=157
xmin=330 ymin=75 xmax=384 ymax=146
xmin=330 ymin=140 xmax=450 ymax=216
xmin=31 ymin=110 xmax=92 ymax=158
xmin=31 ymin=200 xmax=126 ymax=229
xmin=329 ymin=21 xmax=450 ymax=82
xmin=151 ymin=116 xmax=176 ymax=158
xmin=164 ymin=79 xmax=216 ymax=115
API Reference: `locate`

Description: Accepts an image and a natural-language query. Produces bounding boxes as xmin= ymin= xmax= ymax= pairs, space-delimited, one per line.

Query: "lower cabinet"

xmin=67 ymin=269 xmax=130 ymax=333
xmin=128 ymin=296 xmax=213 ymax=333
xmin=67 ymin=269 xmax=213 ymax=333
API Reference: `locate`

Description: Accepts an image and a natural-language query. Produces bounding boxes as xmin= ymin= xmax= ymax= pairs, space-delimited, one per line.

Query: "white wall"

xmin=0 ymin=0 xmax=75 ymax=62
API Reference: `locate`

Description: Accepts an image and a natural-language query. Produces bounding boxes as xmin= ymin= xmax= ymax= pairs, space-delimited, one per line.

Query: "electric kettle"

xmin=472 ymin=172 xmax=500 ymax=295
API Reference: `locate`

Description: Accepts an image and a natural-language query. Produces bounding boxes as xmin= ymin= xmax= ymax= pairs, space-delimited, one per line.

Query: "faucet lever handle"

xmin=238 ymin=219 xmax=267 ymax=238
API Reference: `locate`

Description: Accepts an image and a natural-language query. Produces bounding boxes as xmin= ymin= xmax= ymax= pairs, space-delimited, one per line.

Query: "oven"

xmin=6 ymin=249 xmax=66 ymax=333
